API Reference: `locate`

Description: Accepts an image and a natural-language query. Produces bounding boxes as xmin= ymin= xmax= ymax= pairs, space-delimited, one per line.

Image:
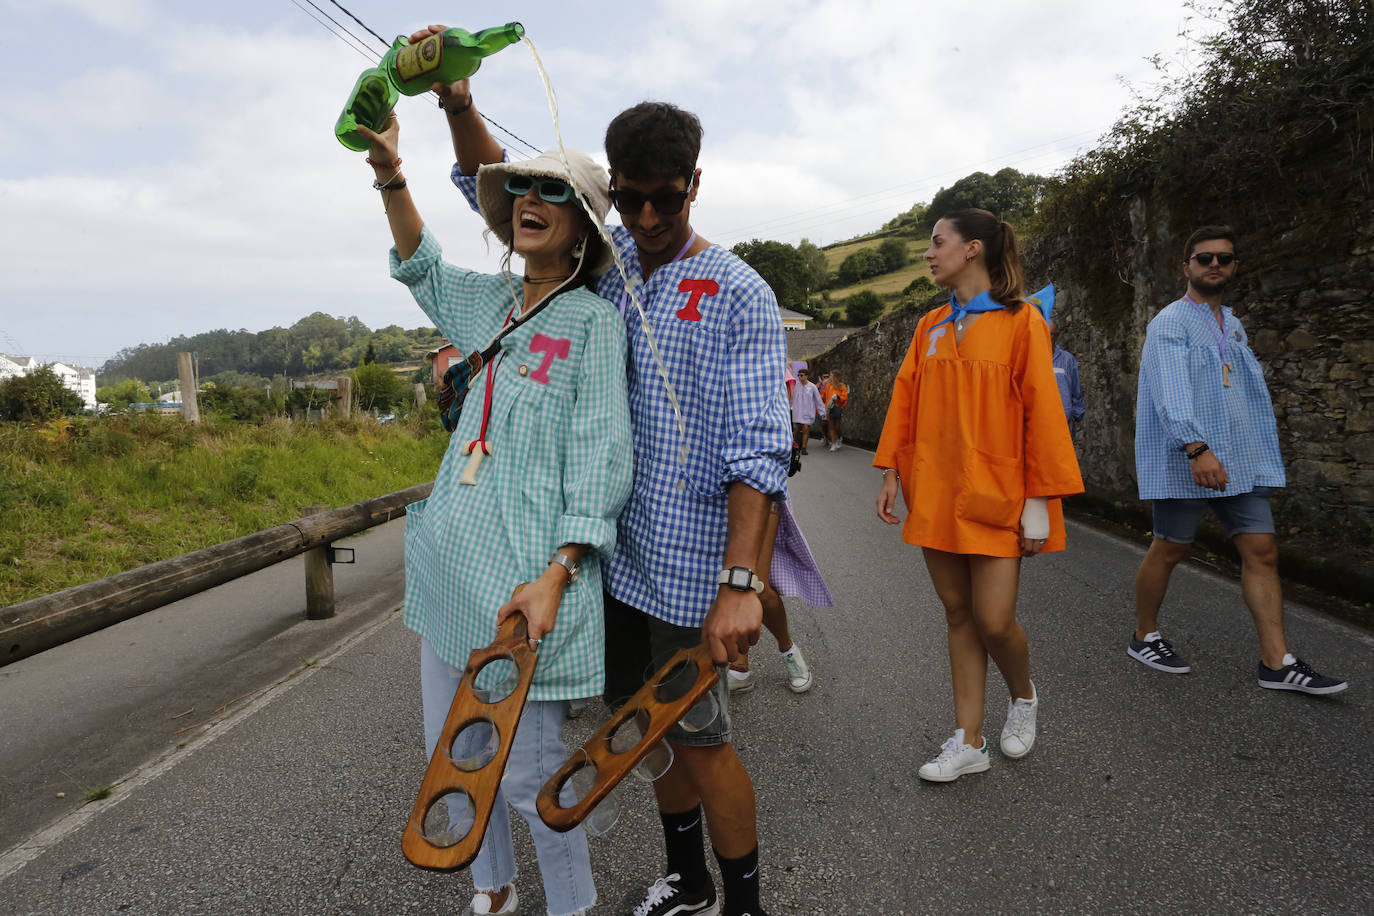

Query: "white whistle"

xmin=458 ymin=440 xmax=491 ymax=486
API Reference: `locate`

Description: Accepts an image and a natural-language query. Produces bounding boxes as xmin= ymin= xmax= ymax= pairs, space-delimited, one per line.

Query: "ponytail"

xmin=942 ymin=209 xmax=1025 ymax=310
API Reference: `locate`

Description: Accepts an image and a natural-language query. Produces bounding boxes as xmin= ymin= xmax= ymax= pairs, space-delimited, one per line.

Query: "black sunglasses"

xmin=1189 ymin=251 xmax=1236 ymax=267
xmin=607 ymin=176 xmax=694 ymax=215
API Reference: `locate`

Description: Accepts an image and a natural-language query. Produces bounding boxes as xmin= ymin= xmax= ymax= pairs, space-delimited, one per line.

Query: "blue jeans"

xmin=420 ymin=639 xmax=596 ymax=916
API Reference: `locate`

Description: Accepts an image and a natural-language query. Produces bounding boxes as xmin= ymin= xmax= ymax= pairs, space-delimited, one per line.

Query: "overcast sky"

xmin=0 ymin=0 xmax=1208 ymax=370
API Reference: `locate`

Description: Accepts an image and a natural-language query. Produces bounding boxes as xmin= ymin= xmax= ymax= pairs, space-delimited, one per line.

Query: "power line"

xmin=286 ymin=1 xmax=543 ymax=157
xmin=286 ymin=0 xmax=380 ymax=63
xmin=327 ymin=0 xmax=391 ymax=50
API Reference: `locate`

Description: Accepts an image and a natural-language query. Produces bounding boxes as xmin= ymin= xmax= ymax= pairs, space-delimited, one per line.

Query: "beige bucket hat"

xmin=475 ymin=149 xmax=614 ymax=277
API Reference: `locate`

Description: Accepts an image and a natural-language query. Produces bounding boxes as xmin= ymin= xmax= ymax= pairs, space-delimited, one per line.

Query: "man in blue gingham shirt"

xmin=1129 ymin=225 xmax=1346 ymax=696
xmin=446 ymin=89 xmax=787 ymax=916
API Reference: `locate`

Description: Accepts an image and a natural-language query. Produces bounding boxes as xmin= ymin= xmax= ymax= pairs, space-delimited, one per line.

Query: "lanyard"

xmin=1184 ymin=294 xmax=1229 ymax=367
xmin=618 ymin=232 xmax=699 ymax=316
xmin=459 ymin=304 xmax=517 ymax=483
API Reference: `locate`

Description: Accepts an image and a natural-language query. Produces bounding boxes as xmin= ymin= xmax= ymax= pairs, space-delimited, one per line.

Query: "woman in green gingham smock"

xmin=360 ymin=110 xmax=630 ymax=916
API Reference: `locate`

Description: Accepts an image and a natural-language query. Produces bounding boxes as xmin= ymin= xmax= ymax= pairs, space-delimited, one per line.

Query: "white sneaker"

xmin=782 ymin=646 xmax=813 ymax=693
xmin=917 ymin=728 xmax=989 ymax=782
xmin=1000 ymin=683 xmax=1038 ymax=759
xmin=725 ymin=667 xmax=755 ymax=694
xmin=462 ymin=885 xmax=519 ymax=915
xmin=828 ymin=441 xmax=839 ymax=451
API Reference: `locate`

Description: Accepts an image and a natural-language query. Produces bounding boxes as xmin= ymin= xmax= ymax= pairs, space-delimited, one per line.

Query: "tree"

xmin=362 ymin=341 xmax=377 ymax=365
xmin=925 ymin=168 xmax=1045 ymax=225
xmin=877 ymin=237 xmax=909 ymax=272
xmin=730 ymin=239 xmax=810 ymax=311
xmin=844 ymin=290 xmax=885 ymax=326
xmin=837 ymin=248 xmax=887 ymax=285
xmin=199 ymin=383 xmax=273 ymax=422
xmin=902 ymin=276 xmax=938 ymax=298
xmin=353 ymin=363 xmax=404 ymax=412
xmin=97 ymin=377 xmax=152 ymax=410
xmin=883 ymin=201 xmax=928 ymax=232
xmin=797 ymin=238 xmax=830 ymax=293
xmin=0 ymin=366 xmax=86 ymax=421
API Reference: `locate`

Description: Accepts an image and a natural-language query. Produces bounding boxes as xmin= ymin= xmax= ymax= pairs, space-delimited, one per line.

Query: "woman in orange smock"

xmin=874 ymin=209 xmax=1082 ymax=783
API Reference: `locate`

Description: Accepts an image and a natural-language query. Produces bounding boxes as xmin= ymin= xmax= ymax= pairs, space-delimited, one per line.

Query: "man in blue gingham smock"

xmin=1128 ymin=225 xmax=1346 ymax=696
xmin=449 ymin=95 xmax=788 ymax=916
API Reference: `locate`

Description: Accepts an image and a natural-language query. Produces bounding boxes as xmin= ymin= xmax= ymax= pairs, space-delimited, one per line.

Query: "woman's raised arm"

xmin=356 ymin=113 xmax=423 ymax=260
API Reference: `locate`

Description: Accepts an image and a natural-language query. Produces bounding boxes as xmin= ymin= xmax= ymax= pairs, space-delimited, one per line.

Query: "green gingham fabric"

xmin=392 ymin=227 xmax=633 ymax=701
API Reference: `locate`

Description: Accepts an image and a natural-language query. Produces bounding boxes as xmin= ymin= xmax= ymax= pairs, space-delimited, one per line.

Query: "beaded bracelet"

xmin=366 ymin=156 xmax=401 ymax=170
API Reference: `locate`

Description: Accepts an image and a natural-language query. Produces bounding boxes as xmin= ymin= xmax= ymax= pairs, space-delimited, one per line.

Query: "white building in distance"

xmin=0 ymin=353 xmax=99 ymax=412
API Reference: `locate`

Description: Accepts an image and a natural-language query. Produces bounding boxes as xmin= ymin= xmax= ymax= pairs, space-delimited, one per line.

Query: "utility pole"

xmin=177 ymin=352 xmax=200 ymax=423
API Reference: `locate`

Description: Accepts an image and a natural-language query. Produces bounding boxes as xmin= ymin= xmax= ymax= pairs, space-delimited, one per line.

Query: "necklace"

xmin=523 ymin=273 xmax=571 ymax=284
xmin=1183 ymin=294 xmax=1233 ymax=387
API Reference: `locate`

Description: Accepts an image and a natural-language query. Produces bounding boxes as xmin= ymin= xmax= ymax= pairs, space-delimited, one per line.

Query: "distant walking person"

xmin=1048 ymin=320 xmax=1085 ymax=438
xmin=874 ymin=209 xmax=1082 ymax=782
xmin=821 ymin=370 xmax=849 ymax=450
xmin=1129 ymin=226 xmax=1346 ymax=694
xmin=790 ymin=368 xmax=826 ymax=455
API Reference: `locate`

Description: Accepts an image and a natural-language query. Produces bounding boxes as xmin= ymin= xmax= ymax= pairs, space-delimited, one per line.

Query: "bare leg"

xmin=923 ymin=548 xmax=987 ymax=746
xmin=1134 ymin=537 xmax=1191 ymax=639
xmin=760 ymin=585 xmax=792 ymax=652
xmin=1233 ymin=533 xmax=1288 ymax=668
xmin=735 ymin=505 xmax=790 ymax=672
xmin=653 ymin=743 xmax=757 ymax=858
xmin=967 ymin=555 xmax=1032 ymax=700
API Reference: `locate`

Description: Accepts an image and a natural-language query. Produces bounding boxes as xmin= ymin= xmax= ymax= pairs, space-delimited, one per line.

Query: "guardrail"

xmin=1 ymin=483 xmax=432 ymax=668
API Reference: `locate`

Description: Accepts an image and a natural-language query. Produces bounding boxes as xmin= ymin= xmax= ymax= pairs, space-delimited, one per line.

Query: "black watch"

xmin=717 ymin=565 xmax=764 ymax=594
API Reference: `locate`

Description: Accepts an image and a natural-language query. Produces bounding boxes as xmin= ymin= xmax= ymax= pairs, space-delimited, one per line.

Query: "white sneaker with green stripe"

xmin=918 ymin=728 xmax=989 ymax=782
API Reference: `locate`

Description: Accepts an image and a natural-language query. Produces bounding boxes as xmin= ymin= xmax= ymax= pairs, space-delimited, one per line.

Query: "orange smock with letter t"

xmin=874 ymin=302 xmax=1084 ymax=557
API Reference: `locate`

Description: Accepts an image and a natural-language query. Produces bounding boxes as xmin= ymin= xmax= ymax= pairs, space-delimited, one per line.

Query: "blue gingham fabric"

xmin=455 ymin=165 xmax=792 ymax=627
xmin=1135 ymin=298 xmax=1286 ymax=500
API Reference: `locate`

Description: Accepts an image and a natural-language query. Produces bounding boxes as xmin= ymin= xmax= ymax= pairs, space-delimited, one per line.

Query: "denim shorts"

xmin=1151 ymin=486 xmax=1276 ymax=543
xmin=602 ymin=591 xmax=731 ymax=748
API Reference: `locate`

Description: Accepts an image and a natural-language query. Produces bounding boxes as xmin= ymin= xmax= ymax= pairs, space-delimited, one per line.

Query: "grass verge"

xmin=0 ymin=413 xmax=447 ymax=607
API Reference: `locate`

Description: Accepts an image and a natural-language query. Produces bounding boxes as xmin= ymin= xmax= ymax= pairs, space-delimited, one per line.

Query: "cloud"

xmin=1 ymin=0 xmax=1200 ymax=368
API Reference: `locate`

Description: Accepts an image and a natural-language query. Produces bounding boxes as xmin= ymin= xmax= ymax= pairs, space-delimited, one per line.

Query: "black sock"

xmin=660 ymin=806 xmax=709 ymax=890
xmin=714 ymin=845 xmax=765 ymax=916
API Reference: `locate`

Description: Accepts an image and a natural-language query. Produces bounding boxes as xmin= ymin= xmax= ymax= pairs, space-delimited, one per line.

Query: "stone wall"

xmin=807 ymin=148 xmax=1374 ymax=594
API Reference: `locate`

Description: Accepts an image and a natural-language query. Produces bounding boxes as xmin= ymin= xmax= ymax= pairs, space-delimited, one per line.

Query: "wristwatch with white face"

xmin=549 ymin=551 xmax=580 ymax=584
xmin=717 ymin=565 xmax=764 ymax=594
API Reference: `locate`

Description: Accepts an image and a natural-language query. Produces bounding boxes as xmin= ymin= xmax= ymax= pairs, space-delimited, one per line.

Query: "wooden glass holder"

xmin=401 ymin=610 xmax=537 ymax=872
xmin=537 ymin=644 xmax=719 ymax=832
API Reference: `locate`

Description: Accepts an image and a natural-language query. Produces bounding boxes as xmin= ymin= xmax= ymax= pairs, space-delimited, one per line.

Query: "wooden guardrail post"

xmin=1 ymin=483 xmax=432 ymax=667
xmin=298 ymin=504 xmax=334 ymax=619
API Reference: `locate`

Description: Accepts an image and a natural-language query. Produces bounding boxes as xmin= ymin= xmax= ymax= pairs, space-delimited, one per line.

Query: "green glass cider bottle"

xmin=335 ymin=22 xmax=525 ymax=152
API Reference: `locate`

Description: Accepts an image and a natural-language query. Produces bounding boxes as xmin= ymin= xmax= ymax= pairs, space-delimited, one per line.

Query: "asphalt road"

xmin=1 ymin=444 xmax=1370 ymax=915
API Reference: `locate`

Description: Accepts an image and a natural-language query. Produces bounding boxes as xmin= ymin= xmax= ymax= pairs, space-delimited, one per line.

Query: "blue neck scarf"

xmin=931 ymin=290 xmax=1007 ymax=332
xmin=927 ymin=284 xmax=1056 ymax=336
